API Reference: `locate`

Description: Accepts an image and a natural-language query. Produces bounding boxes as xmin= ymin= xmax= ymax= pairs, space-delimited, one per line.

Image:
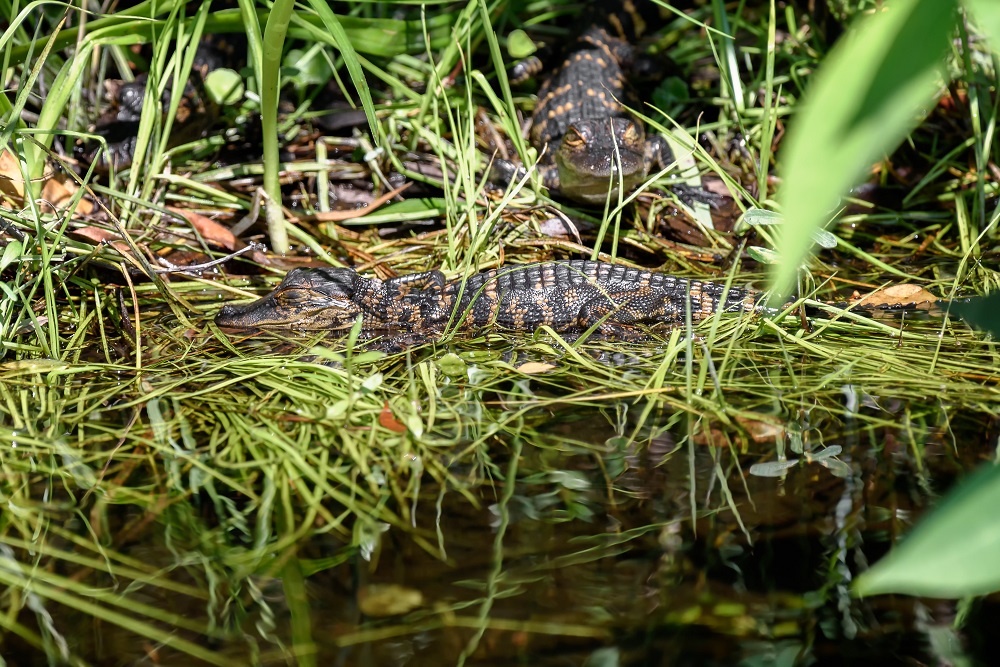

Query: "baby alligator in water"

xmin=215 ymin=261 xmax=760 ymax=339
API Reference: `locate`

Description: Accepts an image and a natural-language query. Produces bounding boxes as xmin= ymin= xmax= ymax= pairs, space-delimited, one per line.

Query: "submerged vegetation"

xmin=1 ymin=0 xmax=998 ymax=664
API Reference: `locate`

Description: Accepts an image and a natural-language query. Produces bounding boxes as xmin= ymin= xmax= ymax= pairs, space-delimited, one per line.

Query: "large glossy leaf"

xmin=772 ymin=0 xmax=957 ymax=299
xmin=854 ymin=463 xmax=1000 ymax=597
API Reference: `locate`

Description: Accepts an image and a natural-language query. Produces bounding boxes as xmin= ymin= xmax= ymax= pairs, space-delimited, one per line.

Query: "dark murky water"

xmin=2 ymin=394 xmax=995 ymax=666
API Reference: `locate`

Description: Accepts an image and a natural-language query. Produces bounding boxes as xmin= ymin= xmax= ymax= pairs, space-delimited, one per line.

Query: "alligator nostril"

xmin=215 ymin=304 xmax=245 ymax=326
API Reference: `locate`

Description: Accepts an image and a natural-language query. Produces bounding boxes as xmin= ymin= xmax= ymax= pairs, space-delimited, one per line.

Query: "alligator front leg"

xmin=645 ymin=135 xmax=722 ymax=208
xmin=645 ymin=134 xmax=674 ymax=173
xmin=383 ymin=270 xmax=451 ymax=330
xmin=575 ymin=290 xmax=687 ymax=331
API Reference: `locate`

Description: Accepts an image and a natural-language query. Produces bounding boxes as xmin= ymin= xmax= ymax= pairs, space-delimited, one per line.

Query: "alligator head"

xmin=555 ymin=117 xmax=647 ymax=204
xmin=215 ymin=267 xmax=364 ymax=330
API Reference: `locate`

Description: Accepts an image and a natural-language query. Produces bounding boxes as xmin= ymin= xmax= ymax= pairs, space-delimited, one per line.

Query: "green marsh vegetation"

xmin=0 ymin=0 xmax=998 ymax=664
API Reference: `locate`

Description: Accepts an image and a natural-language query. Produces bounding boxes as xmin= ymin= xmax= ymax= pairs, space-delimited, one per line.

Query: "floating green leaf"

xmin=651 ymin=76 xmax=690 ymax=116
xmin=747 ymin=246 xmax=779 ymax=264
xmin=204 ymin=68 xmax=244 ymax=106
xmin=748 ymin=459 xmax=800 ymax=477
xmin=737 ymin=207 xmax=783 ymax=229
xmin=0 ymin=239 xmax=23 ymax=271
xmin=737 ymin=208 xmax=838 ymax=248
xmin=283 ymin=48 xmax=334 ymax=88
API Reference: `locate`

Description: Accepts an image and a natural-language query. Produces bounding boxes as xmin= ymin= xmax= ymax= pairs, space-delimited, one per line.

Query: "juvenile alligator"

xmin=215 ymin=261 xmax=760 ymax=338
xmin=76 ymin=38 xmax=235 ymax=170
xmin=493 ymin=7 xmax=673 ymax=204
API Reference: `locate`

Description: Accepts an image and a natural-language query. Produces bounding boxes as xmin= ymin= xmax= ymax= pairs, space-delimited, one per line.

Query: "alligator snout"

xmin=214 ymin=299 xmax=269 ymax=329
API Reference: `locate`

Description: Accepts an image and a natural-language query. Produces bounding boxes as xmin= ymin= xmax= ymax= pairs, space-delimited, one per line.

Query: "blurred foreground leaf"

xmin=773 ymin=0 xmax=957 ymax=298
xmin=951 ymin=293 xmax=1000 ymax=337
xmin=854 ymin=463 xmax=1000 ymax=597
xmin=965 ymin=0 xmax=1000 ymax=53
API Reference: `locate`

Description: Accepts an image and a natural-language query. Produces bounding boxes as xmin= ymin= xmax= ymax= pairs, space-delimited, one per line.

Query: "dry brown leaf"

xmin=516 ymin=361 xmax=557 ymax=374
xmin=298 ymin=182 xmax=411 ymax=222
xmin=691 ymin=426 xmax=730 ymax=448
xmin=0 ymin=150 xmax=94 ymax=215
xmin=41 ymin=176 xmax=94 ymax=215
xmin=69 ymin=226 xmax=135 ymax=258
xmin=378 ymin=400 xmax=408 ymax=433
xmin=538 ymin=217 xmax=581 ymax=241
xmin=853 ymin=284 xmax=938 ymax=309
xmin=0 ymin=149 xmax=33 ymax=201
xmin=167 ymin=207 xmax=268 ymax=264
xmin=169 ymin=208 xmax=241 ymax=250
xmin=71 ymin=226 xmax=120 ymax=244
xmin=734 ymin=415 xmax=786 ymax=444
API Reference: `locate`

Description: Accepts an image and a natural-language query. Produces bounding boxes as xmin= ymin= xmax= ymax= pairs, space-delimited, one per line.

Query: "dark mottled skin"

xmin=76 ymin=40 xmax=231 ymax=170
xmin=215 ymin=261 xmax=760 ymax=339
xmin=495 ymin=17 xmax=672 ymax=204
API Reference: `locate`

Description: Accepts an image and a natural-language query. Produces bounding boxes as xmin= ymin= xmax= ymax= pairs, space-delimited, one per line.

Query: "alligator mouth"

xmin=555 ymin=140 xmax=646 ymax=205
xmin=558 ymin=169 xmax=645 ymax=204
xmin=215 ymin=294 xmax=363 ymax=330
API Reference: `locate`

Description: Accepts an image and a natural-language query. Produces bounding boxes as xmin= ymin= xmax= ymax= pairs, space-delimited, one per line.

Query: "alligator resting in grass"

xmin=215 ymin=261 xmax=762 ymax=340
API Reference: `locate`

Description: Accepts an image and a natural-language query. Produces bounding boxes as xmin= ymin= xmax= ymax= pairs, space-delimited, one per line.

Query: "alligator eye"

xmin=277 ymin=289 xmax=308 ymax=305
xmin=563 ymin=128 xmax=587 ymax=148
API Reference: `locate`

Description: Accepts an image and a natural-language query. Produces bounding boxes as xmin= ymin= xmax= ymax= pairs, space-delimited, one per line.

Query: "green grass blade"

xmin=259 ymin=0 xmax=296 ymax=254
xmin=234 ymin=0 xmax=264 ymax=76
xmin=4 ymin=7 xmax=446 ymax=63
xmin=304 ymin=0 xmax=385 ymax=148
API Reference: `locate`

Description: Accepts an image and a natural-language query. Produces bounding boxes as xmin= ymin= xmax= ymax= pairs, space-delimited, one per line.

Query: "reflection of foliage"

xmin=749 ymin=445 xmax=850 ymax=479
